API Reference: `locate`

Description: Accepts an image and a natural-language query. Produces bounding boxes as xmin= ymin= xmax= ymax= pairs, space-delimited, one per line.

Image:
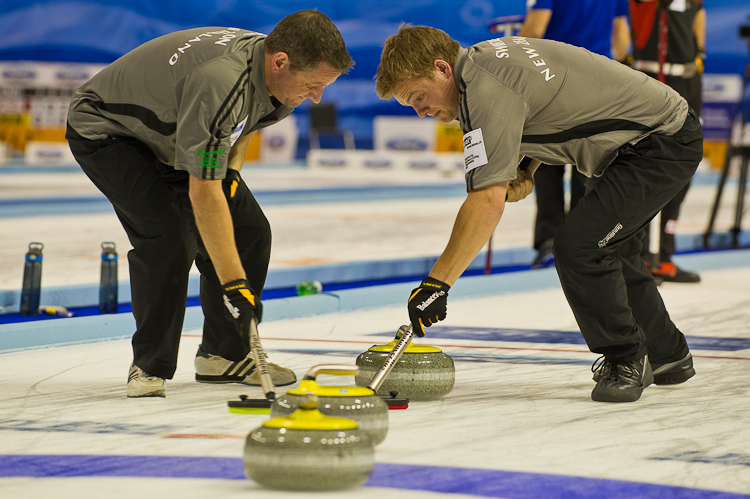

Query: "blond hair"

xmin=375 ymin=25 xmax=460 ymax=99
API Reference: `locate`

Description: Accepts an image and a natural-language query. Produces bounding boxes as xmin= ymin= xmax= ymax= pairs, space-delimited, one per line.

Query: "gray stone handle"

xmin=249 ymin=317 xmax=275 ymax=401
xmin=366 ymin=324 xmax=414 ymax=392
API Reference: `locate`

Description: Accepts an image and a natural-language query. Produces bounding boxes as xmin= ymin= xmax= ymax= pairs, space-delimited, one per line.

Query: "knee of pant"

xmin=128 ymin=220 xmax=194 ymax=258
xmin=256 ymin=215 xmax=272 ymax=254
xmin=127 ymin=236 xmax=194 ymax=273
xmin=552 ymin=229 xmax=578 ymax=268
xmin=237 ymin=215 xmax=272 ymax=260
xmin=167 ymin=223 xmax=197 ymax=262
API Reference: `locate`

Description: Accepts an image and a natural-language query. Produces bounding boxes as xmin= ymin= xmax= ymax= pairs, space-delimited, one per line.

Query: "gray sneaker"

xmin=127 ymin=364 xmax=166 ymax=398
xmin=652 ymin=353 xmax=695 ymax=385
xmin=194 ymin=345 xmax=297 ymax=386
xmin=591 ymin=355 xmax=653 ymax=403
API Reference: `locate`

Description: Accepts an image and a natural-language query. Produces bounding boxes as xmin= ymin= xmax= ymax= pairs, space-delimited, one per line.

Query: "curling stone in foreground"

xmin=271 ymin=364 xmax=389 ymax=446
xmin=244 ymin=394 xmax=374 ymax=491
xmin=355 ymin=338 xmax=455 ymax=401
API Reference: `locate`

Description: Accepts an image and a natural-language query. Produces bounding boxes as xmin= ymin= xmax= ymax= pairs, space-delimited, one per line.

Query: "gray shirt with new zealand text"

xmin=455 ymin=36 xmax=688 ymax=191
xmin=68 ymin=27 xmax=292 ymax=180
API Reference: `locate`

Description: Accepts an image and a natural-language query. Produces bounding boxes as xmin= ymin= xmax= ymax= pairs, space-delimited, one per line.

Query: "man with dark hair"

xmin=67 ymin=10 xmax=354 ymax=397
xmin=377 ymin=25 xmax=699 ymax=403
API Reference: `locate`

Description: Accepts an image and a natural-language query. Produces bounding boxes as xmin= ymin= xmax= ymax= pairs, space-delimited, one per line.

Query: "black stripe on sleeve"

xmin=206 ymin=66 xmax=251 ymax=147
xmin=458 ymin=76 xmax=472 ymax=132
xmin=457 ymin=77 xmax=474 ymax=191
xmin=202 ymin=66 xmax=251 ymax=179
xmin=521 ymin=119 xmax=652 ymax=144
xmin=201 ymin=40 xmax=262 ymax=179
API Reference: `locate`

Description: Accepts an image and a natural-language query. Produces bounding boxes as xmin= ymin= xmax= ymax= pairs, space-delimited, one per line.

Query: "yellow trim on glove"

xmin=239 ymin=288 xmax=256 ymax=305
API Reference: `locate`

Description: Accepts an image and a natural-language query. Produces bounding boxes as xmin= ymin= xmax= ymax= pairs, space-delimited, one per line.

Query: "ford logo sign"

xmin=319 ymin=159 xmax=347 ymax=167
xmin=56 ymin=71 xmax=91 ymax=81
xmin=364 ymin=160 xmax=392 ymax=168
xmin=268 ymin=135 xmax=286 ymax=149
xmin=409 ymin=160 xmax=438 ymax=169
xmin=2 ymin=69 xmax=35 ymax=80
xmin=386 ymin=138 xmax=428 ymax=151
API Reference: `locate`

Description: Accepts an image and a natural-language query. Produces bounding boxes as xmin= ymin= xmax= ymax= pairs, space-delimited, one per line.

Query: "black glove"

xmin=222 ymin=279 xmax=263 ymax=347
xmin=222 ymin=169 xmax=242 ymax=200
xmin=407 ymin=276 xmax=450 ymax=337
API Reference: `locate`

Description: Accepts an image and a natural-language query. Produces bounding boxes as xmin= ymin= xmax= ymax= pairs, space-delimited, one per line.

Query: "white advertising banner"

xmin=260 ymin=115 xmax=299 ymax=163
xmin=0 ymin=61 xmax=105 ymax=89
xmin=373 ymin=116 xmax=437 ymax=151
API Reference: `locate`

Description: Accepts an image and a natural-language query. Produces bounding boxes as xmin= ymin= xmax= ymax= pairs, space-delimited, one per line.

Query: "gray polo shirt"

xmin=455 ymin=36 xmax=688 ymax=191
xmin=68 ymin=27 xmax=293 ymax=180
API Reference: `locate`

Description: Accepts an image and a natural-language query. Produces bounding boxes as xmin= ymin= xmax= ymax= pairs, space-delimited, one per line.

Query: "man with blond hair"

xmin=67 ymin=10 xmax=354 ymax=398
xmin=377 ymin=25 xmax=699 ymax=402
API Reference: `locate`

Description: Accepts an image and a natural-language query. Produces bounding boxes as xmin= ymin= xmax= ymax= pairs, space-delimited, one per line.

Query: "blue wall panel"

xmin=0 ymin=0 xmax=746 ymax=148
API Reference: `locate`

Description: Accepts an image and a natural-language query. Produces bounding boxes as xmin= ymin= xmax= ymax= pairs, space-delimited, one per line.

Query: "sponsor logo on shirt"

xmin=463 ymin=128 xmax=489 ymax=173
xmin=197 ymin=148 xmax=227 ymax=169
xmin=230 ymin=116 xmax=249 ymax=146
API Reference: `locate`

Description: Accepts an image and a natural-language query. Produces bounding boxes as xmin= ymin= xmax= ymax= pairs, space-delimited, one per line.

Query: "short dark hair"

xmin=265 ymin=10 xmax=354 ymax=74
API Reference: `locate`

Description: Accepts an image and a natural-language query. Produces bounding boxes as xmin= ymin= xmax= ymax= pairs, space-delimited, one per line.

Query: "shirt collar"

xmin=453 ymin=47 xmax=469 ymax=94
xmin=251 ymin=39 xmax=292 ymax=116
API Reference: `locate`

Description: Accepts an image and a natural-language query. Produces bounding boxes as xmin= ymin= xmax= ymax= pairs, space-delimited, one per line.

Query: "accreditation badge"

xmin=463 ymin=128 xmax=488 ymax=173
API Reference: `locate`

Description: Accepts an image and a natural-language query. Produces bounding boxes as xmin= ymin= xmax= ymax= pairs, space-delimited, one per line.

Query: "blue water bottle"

xmin=20 ymin=242 xmax=44 ymax=316
xmin=99 ymin=242 xmax=118 ymax=314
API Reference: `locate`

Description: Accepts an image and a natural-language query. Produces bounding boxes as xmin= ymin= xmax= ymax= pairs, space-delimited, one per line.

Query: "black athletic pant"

xmin=553 ymin=109 xmax=703 ymax=363
xmin=66 ymin=126 xmax=272 ymax=379
xmin=640 ymin=74 xmax=702 ymax=262
xmin=533 ymin=164 xmax=587 ymax=251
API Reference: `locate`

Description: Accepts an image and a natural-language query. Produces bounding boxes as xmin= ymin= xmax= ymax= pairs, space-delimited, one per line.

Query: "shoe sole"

xmin=195 ymin=373 xmax=297 ymax=386
xmin=591 ymin=386 xmax=644 ymax=402
xmin=195 ymin=374 xmax=245 ymax=383
xmin=127 ymin=388 xmax=166 ymax=398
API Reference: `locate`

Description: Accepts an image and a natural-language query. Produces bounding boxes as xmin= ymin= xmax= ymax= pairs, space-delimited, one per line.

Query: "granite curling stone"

xmin=355 ymin=338 xmax=455 ymax=401
xmin=244 ymin=394 xmax=374 ymax=491
xmin=271 ymin=364 xmax=389 ymax=446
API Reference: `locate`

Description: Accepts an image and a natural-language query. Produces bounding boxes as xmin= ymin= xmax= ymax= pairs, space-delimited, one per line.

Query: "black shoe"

xmin=649 ymin=262 xmax=701 ymax=283
xmin=531 ymin=240 xmax=555 ymax=269
xmin=651 ymin=353 xmax=695 ymax=385
xmin=591 ymin=355 xmax=653 ymax=402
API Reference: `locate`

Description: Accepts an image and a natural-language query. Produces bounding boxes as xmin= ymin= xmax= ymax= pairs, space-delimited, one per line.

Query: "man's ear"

xmin=270 ymin=52 xmax=290 ymax=73
xmin=434 ymin=59 xmax=453 ymax=79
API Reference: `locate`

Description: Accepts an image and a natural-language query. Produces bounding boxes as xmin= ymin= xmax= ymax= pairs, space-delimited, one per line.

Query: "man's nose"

xmin=309 ymin=87 xmax=324 ymax=104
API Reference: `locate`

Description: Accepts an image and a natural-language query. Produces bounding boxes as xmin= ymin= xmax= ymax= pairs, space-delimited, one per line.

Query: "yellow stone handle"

xmin=303 ymin=364 xmax=360 ymax=380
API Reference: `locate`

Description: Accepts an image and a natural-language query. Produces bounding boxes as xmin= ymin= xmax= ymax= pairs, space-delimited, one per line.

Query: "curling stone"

xmin=355 ymin=338 xmax=455 ymax=401
xmin=271 ymin=364 xmax=389 ymax=446
xmin=244 ymin=394 xmax=374 ymax=491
